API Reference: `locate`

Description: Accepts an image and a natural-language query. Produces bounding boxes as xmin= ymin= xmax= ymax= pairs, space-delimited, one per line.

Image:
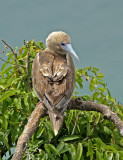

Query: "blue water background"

xmin=0 ymin=0 xmax=123 ymax=102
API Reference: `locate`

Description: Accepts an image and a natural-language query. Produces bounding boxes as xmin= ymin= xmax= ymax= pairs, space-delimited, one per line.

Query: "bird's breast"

xmin=53 ymin=59 xmax=66 ymax=77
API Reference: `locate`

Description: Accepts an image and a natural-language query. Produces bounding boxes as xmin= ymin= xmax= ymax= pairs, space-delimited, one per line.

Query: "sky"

xmin=0 ymin=0 xmax=123 ymax=103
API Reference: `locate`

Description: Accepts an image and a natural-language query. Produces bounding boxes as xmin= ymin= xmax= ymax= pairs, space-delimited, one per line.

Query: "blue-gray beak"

xmin=60 ymin=43 xmax=79 ymax=61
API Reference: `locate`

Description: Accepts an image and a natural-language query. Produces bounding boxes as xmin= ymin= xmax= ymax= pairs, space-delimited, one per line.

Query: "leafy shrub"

xmin=0 ymin=40 xmax=123 ymax=160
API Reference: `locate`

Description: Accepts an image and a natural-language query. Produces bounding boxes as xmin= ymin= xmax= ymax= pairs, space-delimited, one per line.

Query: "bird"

xmin=32 ymin=31 xmax=79 ymax=135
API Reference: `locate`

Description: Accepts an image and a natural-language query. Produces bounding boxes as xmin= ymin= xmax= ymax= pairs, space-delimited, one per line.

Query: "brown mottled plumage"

xmin=32 ymin=31 xmax=79 ymax=135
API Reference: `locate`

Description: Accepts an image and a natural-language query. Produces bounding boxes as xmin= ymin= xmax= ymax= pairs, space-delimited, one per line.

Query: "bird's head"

xmin=46 ymin=31 xmax=79 ymax=61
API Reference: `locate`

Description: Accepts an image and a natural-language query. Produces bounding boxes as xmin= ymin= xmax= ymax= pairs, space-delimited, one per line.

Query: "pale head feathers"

xmin=46 ymin=31 xmax=71 ymax=44
xmin=46 ymin=31 xmax=71 ymax=54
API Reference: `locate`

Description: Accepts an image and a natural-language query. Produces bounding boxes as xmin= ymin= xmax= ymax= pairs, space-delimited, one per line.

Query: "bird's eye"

xmin=60 ymin=42 xmax=65 ymax=46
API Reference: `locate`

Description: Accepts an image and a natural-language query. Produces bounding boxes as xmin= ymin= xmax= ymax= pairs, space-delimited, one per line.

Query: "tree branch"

xmin=67 ymin=98 xmax=123 ymax=136
xmin=0 ymin=56 xmax=26 ymax=68
xmin=11 ymin=98 xmax=123 ymax=160
xmin=1 ymin=39 xmax=19 ymax=70
xmin=11 ymin=102 xmax=46 ymax=160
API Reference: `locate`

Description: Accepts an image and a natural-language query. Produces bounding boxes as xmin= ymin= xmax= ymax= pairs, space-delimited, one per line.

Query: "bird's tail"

xmin=48 ymin=110 xmax=63 ymax=135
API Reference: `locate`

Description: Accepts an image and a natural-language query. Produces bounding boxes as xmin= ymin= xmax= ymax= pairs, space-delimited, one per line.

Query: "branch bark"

xmin=67 ymin=98 xmax=123 ymax=136
xmin=11 ymin=98 xmax=123 ymax=160
xmin=11 ymin=102 xmax=46 ymax=160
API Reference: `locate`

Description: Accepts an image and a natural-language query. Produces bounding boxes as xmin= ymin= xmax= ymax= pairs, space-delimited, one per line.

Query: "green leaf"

xmin=57 ymin=142 xmax=65 ymax=153
xmin=103 ymin=126 xmax=112 ymax=135
xmin=19 ymin=45 xmax=25 ymax=54
xmin=104 ymin=152 xmax=109 ymax=159
xmin=0 ymin=84 xmax=6 ymax=90
xmin=59 ymin=135 xmax=81 ymax=142
xmin=97 ymin=73 xmax=104 ymax=78
xmin=1 ymin=66 xmax=13 ymax=75
xmin=89 ymin=77 xmax=96 ymax=91
xmin=30 ymin=46 xmax=35 ymax=55
xmin=92 ymin=67 xmax=99 ymax=71
xmin=92 ymin=92 xmax=99 ymax=101
xmin=0 ymin=90 xmax=17 ymax=102
xmin=20 ymin=47 xmax=28 ymax=58
xmin=58 ymin=143 xmax=70 ymax=154
xmin=1 ymin=62 xmax=8 ymax=71
xmin=44 ymin=144 xmax=51 ymax=155
xmin=45 ymin=144 xmax=59 ymax=156
xmin=107 ymin=88 xmax=111 ymax=96
xmin=36 ymin=127 xmax=45 ymax=138
xmin=0 ymin=130 xmax=11 ymax=152
xmin=49 ymin=154 xmax=56 ymax=160
xmin=114 ymin=153 xmax=119 ymax=160
xmin=108 ymin=153 xmax=113 ymax=160
xmin=24 ymin=95 xmax=29 ymax=107
xmin=66 ymin=110 xmax=73 ymax=132
xmin=44 ymin=120 xmax=54 ymax=137
xmin=87 ymin=123 xmax=92 ymax=136
xmin=1 ymin=55 xmax=13 ymax=71
xmin=95 ymin=138 xmax=103 ymax=151
xmin=2 ymin=116 xmax=8 ymax=131
xmin=63 ymin=153 xmax=68 ymax=160
xmin=69 ymin=144 xmax=76 ymax=160
xmin=76 ymin=78 xmax=83 ymax=88
xmin=98 ymin=87 xmax=107 ymax=93
xmin=103 ymin=144 xmax=117 ymax=153
xmin=87 ymin=139 xmax=93 ymax=160
xmin=96 ymin=150 xmax=104 ymax=160
xmin=98 ymin=80 xmax=106 ymax=87
xmin=75 ymin=143 xmax=83 ymax=160
xmin=81 ymin=95 xmax=92 ymax=101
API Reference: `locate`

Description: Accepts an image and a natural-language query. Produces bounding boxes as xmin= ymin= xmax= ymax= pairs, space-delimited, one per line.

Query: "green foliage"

xmin=0 ymin=40 xmax=123 ymax=160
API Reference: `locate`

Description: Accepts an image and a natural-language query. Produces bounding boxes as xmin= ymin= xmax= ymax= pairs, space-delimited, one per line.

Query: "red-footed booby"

xmin=32 ymin=31 xmax=79 ymax=135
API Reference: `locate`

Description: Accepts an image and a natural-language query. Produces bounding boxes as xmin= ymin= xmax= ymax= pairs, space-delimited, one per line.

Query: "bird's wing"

xmin=32 ymin=51 xmax=69 ymax=110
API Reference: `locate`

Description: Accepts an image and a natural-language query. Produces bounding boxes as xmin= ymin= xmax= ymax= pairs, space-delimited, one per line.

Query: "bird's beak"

xmin=64 ymin=44 xmax=79 ymax=61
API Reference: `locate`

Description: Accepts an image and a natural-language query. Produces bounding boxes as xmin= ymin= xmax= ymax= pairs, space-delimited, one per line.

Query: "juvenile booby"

xmin=32 ymin=31 xmax=79 ymax=135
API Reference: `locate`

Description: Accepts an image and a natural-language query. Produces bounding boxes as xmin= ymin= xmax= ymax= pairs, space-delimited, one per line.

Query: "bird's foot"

xmin=36 ymin=101 xmax=42 ymax=106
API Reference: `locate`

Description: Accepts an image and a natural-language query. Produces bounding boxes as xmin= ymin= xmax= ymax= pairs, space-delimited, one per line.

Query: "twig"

xmin=26 ymin=52 xmax=31 ymax=92
xmin=0 ymin=57 xmax=26 ymax=68
xmin=1 ymin=39 xmax=19 ymax=70
xmin=0 ymin=57 xmax=9 ymax=63
xmin=1 ymin=40 xmax=15 ymax=53
xmin=71 ymin=113 xmax=78 ymax=135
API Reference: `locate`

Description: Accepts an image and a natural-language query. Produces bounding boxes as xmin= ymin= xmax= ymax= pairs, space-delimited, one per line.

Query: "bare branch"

xmin=67 ymin=98 xmax=123 ymax=136
xmin=1 ymin=40 xmax=15 ymax=54
xmin=1 ymin=39 xmax=19 ymax=70
xmin=0 ymin=56 xmax=26 ymax=68
xmin=0 ymin=57 xmax=9 ymax=63
xmin=11 ymin=102 xmax=46 ymax=160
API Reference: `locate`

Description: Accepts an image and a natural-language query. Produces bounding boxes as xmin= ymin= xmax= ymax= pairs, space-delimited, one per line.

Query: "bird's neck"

xmin=46 ymin=48 xmax=66 ymax=59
